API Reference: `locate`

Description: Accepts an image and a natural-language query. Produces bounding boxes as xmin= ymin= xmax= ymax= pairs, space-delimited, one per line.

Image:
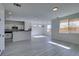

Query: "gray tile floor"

xmin=2 ymin=37 xmax=79 ymax=56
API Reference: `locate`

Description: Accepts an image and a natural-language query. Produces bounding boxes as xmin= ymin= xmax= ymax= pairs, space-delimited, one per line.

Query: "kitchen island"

xmin=13 ymin=31 xmax=31 ymax=42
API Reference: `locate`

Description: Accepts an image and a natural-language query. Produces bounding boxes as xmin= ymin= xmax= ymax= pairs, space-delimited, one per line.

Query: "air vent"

xmin=13 ymin=3 xmax=21 ymax=7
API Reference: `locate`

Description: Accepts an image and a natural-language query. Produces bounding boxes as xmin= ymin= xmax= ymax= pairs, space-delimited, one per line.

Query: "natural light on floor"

xmin=32 ymin=35 xmax=46 ymax=38
xmin=48 ymin=41 xmax=71 ymax=49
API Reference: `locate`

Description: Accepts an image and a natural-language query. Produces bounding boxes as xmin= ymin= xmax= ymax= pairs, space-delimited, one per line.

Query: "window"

xmin=59 ymin=18 xmax=79 ymax=33
xmin=59 ymin=19 xmax=69 ymax=33
xmin=47 ymin=25 xmax=51 ymax=32
xmin=69 ymin=19 xmax=79 ymax=33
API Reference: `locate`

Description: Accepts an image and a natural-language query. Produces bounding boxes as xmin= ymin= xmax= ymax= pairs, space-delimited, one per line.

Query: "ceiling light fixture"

xmin=53 ymin=7 xmax=59 ymax=12
xmin=13 ymin=3 xmax=21 ymax=8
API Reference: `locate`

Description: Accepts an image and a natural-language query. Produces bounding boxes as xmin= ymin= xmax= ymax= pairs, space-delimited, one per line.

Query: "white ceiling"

xmin=2 ymin=3 xmax=79 ymax=21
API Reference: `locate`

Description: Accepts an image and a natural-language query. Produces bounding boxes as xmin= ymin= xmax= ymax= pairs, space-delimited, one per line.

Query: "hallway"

xmin=2 ymin=37 xmax=79 ymax=56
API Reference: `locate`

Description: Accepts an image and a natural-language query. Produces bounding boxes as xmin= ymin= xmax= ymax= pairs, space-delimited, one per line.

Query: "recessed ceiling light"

xmin=53 ymin=7 xmax=59 ymax=11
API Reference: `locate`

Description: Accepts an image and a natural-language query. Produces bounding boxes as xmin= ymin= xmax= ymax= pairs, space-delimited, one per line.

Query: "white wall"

xmin=32 ymin=24 xmax=44 ymax=36
xmin=0 ymin=4 xmax=5 ymax=54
